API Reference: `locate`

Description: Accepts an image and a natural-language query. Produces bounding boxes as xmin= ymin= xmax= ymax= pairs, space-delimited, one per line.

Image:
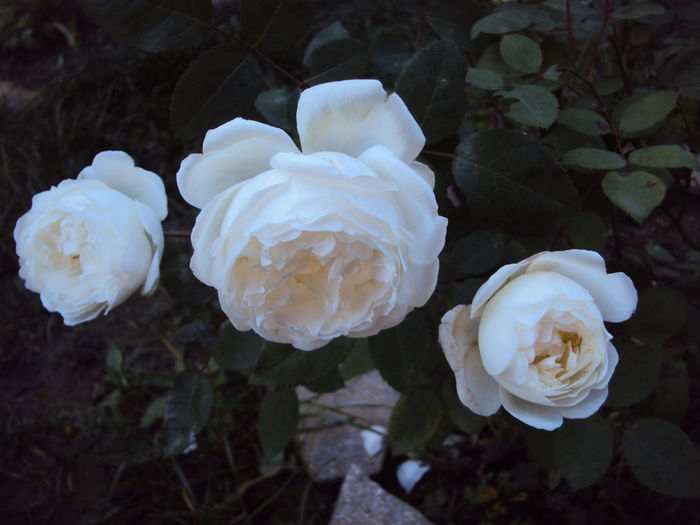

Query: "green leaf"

xmin=388 ymin=387 xmax=443 ymax=455
xmin=338 ymin=338 xmax=374 ymax=381
xmin=623 ymin=419 xmax=700 ymax=499
xmin=254 ymin=88 xmax=298 ymax=132
xmin=369 ymin=308 xmax=443 ymax=393
xmin=250 ymin=337 xmax=353 ymax=386
xmin=466 ymin=67 xmax=503 ymax=90
xmin=451 ymin=230 xmax=504 ymax=275
xmin=369 ymin=29 xmax=412 ymax=75
xmin=171 ymin=45 xmax=262 ymax=140
xmin=543 ymin=125 xmax=606 ymax=157
xmin=606 ymin=344 xmax=662 ymax=407
xmin=499 ymin=35 xmax=542 ymax=74
xmin=498 ymin=85 xmax=559 ymax=128
xmin=258 ymin=389 xmax=298 ymax=456
xmin=542 ymin=64 xmax=561 ymax=82
xmin=601 ymin=171 xmax=666 ymax=222
xmin=395 ymin=40 xmax=468 ymax=143
xmin=613 ymin=2 xmax=665 ymax=20
xmin=212 ymin=323 xmax=265 ymax=372
xmin=618 ymin=91 xmax=678 ymax=134
xmin=240 ymin=0 xmax=313 ymax=52
xmin=140 ymin=395 xmax=168 ymax=428
xmin=640 ymin=361 xmax=689 ymax=423
xmin=542 ymin=0 xmax=596 ymax=15
xmin=564 ymin=148 xmax=626 ymax=170
xmin=596 ymin=77 xmax=624 ymax=96
xmin=303 ymin=21 xmax=350 ymax=67
xmin=628 ymin=145 xmax=700 ymax=170
xmin=306 ymin=39 xmax=368 ymax=86
xmin=471 ymin=11 xmax=530 ymax=39
xmin=303 ymin=368 xmax=344 ymax=393
xmin=565 ymin=211 xmax=607 ymax=252
xmin=557 ymin=108 xmax=610 ymax=135
xmin=626 ymin=287 xmax=688 ymax=344
xmin=659 ymin=46 xmax=700 ymax=94
xmin=453 ymin=129 xmax=579 ymax=233
xmin=476 ymin=44 xmax=520 ymax=80
xmin=162 ymin=370 xmax=214 ymax=457
xmin=440 ymin=380 xmax=485 ymax=434
xmin=77 ymin=0 xmax=209 ymax=52
xmin=554 ymin=415 xmax=613 ymax=490
xmin=106 ymin=343 xmax=123 ymax=372
xmin=425 ymin=0 xmax=486 ymax=51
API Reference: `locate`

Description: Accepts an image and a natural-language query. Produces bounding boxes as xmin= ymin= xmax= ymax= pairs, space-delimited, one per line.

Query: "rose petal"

xmin=456 ymin=346 xmax=502 ymax=416
xmin=177 ymin=118 xmax=299 ymax=209
xmin=360 ymin=425 xmax=386 ymax=457
xmin=499 ymin=389 xmax=564 ymax=430
xmin=79 ymin=151 xmax=168 ymax=221
xmin=296 ymin=79 xmax=424 ymax=163
xmin=396 ymin=459 xmax=430 ymax=493
xmin=556 ymin=387 xmax=608 ymax=419
xmin=527 ymin=250 xmax=638 ymax=323
xmin=134 ymin=201 xmax=164 ymax=295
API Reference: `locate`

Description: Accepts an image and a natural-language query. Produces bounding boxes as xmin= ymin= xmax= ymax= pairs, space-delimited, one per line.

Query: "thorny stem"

xmin=610 ymin=25 xmax=632 ymax=95
xmin=422 ymin=149 xmax=458 ymax=159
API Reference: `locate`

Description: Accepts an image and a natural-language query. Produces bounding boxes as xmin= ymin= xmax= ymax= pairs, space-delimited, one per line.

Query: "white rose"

xmin=14 ymin=151 xmax=167 ymax=325
xmin=439 ymin=250 xmax=637 ymax=430
xmin=177 ymin=79 xmax=447 ymax=350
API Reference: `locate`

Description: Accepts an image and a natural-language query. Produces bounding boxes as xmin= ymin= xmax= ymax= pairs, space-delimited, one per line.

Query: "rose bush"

xmin=439 ymin=250 xmax=637 ymax=430
xmin=14 ymin=151 xmax=167 ymax=325
xmin=177 ymin=79 xmax=447 ymax=350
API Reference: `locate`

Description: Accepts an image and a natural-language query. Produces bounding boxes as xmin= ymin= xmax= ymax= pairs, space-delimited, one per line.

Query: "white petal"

xmin=135 ymin=201 xmax=164 ymax=295
xmin=439 ymin=305 xmax=476 ymax=373
xmin=410 ymin=160 xmax=435 ymax=189
xmin=396 ymin=460 xmax=430 ymax=493
xmin=470 ymin=257 xmax=534 ymax=318
xmin=358 ymin=146 xmax=447 ymax=266
xmin=79 ymin=151 xmax=168 ymax=221
xmin=557 ymin=387 xmax=608 ymax=419
xmin=297 ymin=79 xmax=424 ymax=162
xmin=360 ymin=425 xmax=386 ymax=457
xmin=456 ymin=345 xmax=502 ymax=416
xmin=177 ymin=118 xmax=299 ymax=208
xmin=527 ymin=250 xmax=638 ymax=323
xmin=499 ymin=389 xmax=564 ymax=430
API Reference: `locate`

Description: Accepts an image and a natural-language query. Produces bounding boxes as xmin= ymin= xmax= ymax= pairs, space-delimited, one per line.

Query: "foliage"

xmin=3 ymin=0 xmax=700 ymax=523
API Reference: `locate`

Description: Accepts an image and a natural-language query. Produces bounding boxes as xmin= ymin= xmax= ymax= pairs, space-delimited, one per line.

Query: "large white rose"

xmin=439 ymin=250 xmax=637 ymax=430
xmin=177 ymin=79 xmax=447 ymax=350
xmin=14 ymin=151 xmax=167 ymax=325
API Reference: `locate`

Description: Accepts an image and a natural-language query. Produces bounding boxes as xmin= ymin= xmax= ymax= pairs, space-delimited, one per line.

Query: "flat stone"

xmin=330 ymin=464 xmax=434 ymax=525
xmin=296 ymin=370 xmax=399 ymax=482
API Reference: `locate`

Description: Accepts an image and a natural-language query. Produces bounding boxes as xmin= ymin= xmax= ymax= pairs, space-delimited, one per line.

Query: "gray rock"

xmin=296 ymin=370 xmax=399 ymax=482
xmin=330 ymin=464 xmax=434 ymax=525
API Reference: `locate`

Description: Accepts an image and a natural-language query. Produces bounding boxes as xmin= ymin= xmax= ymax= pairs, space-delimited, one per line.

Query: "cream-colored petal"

xmin=134 ymin=201 xmax=164 ymax=295
xmin=556 ymin=387 xmax=608 ymax=419
xmin=438 ymin=304 xmax=476 ymax=373
xmin=296 ymin=79 xmax=424 ymax=162
xmin=456 ymin=346 xmax=502 ymax=416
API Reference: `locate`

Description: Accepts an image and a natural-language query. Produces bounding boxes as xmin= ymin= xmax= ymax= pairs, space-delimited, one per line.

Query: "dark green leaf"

xmin=171 ymin=45 xmax=261 ymax=140
xmin=162 ymin=370 xmax=214 ymax=456
xmin=499 ymin=35 xmax=542 ymax=74
xmin=557 ymin=108 xmax=610 ymax=136
xmin=250 ymin=337 xmax=353 ymax=386
xmin=370 ymin=29 xmax=412 ymax=75
xmin=306 ymin=39 xmax=368 ymax=86
xmin=476 ymin=44 xmax=521 ymax=80
xmin=254 ymin=88 xmax=299 ymax=132
xmin=303 ymin=21 xmax=350 ymax=67
xmin=338 ymin=338 xmax=374 ymax=380
xmin=564 ymin=148 xmax=626 ymax=170
xmin=640 ymin=361 xmax=689 ymax=423
xmin=240 ymin=0 xmax=313 ymax=52
xmin=77 ymin=0 xmax=210 ymax=52
xmin=425 ymin=0 xmax=486 ymax=52
xmin=303 ymin=368 xmax=344 ymax=393
xmin=606 ymin=344 xmax=662 ymax=407
xmin=542 ymin=0 xmax=596 ymax=15
xmin=623 ymin=419 xmax=700 ymax=499
xmin=440 ymin=380 xmax=485 ymax=434
xmin=140 ymin=395 xmax=168 ymax=428
xmin=388 ymin=386 xmax=443 ymax=454
xmin=452 ymin=278 xmax=485 ymax=305
xmin=212 ymin=323 xmax=265 ymax=371
xmin=258 ymin=389 xmax=299 ymax=456
xmin=451 ymin=231 xmax=504 ymax=275
xmin=395 ymin=40 xmax=468 ymax=143
xmin=659 ymin=46 xmax=700 ymax=95
xmin=498 ymin=85 xmax=559 ymax=128
xmin=543 ymin=125 xmax=606 ymax=157
xmin=601 ymin=171 xmax=666 ymax=222
xmin=628 ymin=145 xmax=700 ymax=170
xmin=626 ymin=287 xmax=688 ymax=344
xmin=596 ymin=77 xmax=624 ymax=95
xmin=618 ymin=91 xmax=677 ymax=134
xmin=466 ymin=67 xmax=504 ymax=90
xmin=369 ymin=308 xmax=443 ymax=393
xmin=565 ymin=212 xmax=607 ymax=252
xmin=613 ymin=2 xmax=665 ymax=20
xmin=106 ymin=343 xmax=123 ymax=372
xmin=554 ymin=415 xmax=613 ymax=490
xmin=453 ymin=129 xmax=579 ymax=233
xmin=471 ymin=11 xmax=530 ymax=38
